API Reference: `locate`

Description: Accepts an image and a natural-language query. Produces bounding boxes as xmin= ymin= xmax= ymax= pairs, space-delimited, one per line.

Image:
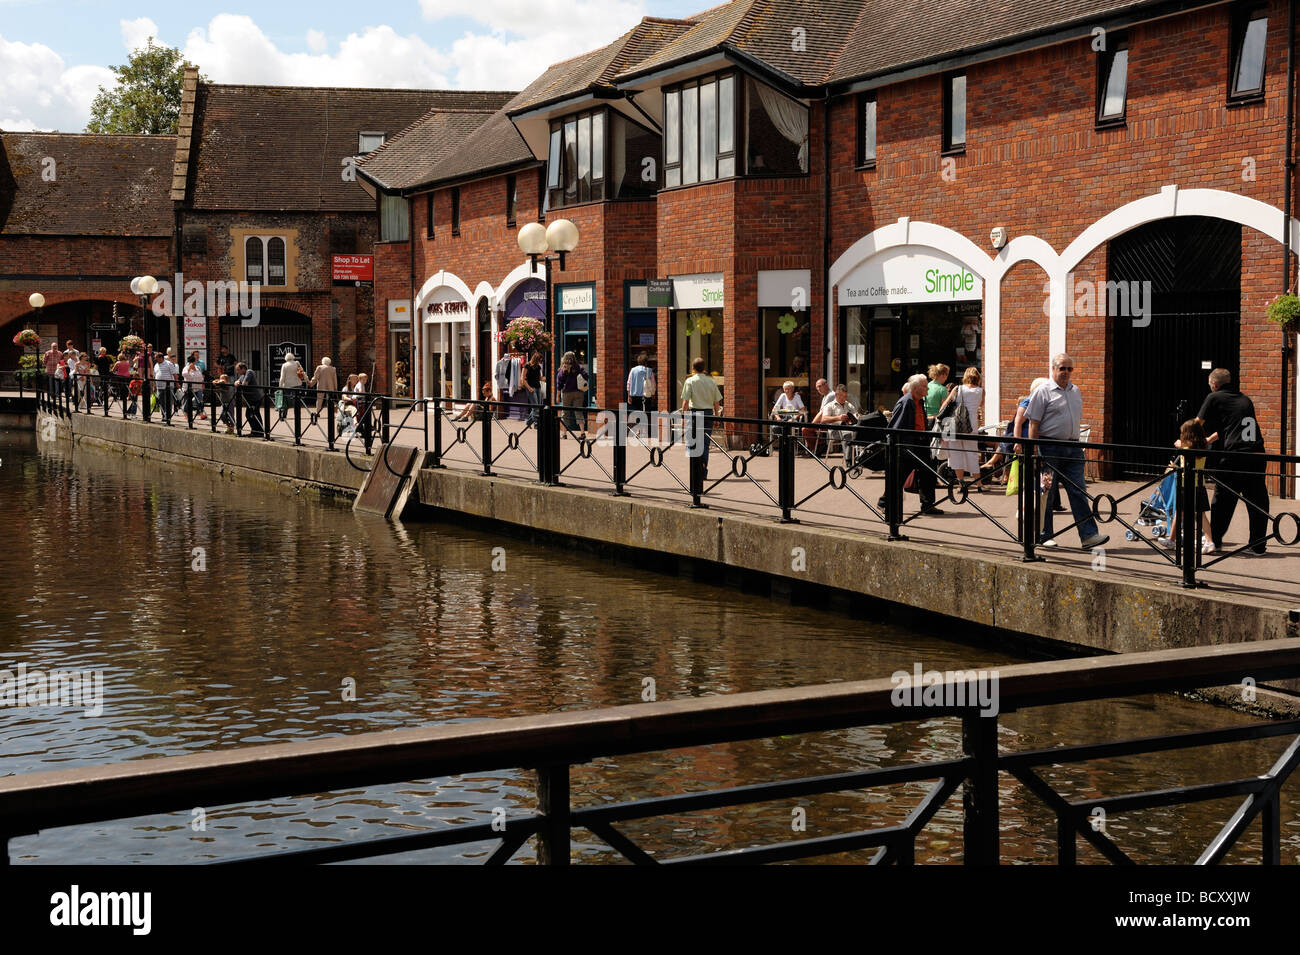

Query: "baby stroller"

xmin=1128 ymin=471 xmax=1176 ymax=541
xmin=845 ymin=410 xmax=889 ymax=478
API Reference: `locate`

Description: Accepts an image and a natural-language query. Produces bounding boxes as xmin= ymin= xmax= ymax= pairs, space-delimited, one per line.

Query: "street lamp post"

xmin=131 ymin=276 xmax=158 ymax=421
xmin=27 ymin=294 xmax=44 ymax=402
xmin=517 ymin=219 xmax=579 ymax=485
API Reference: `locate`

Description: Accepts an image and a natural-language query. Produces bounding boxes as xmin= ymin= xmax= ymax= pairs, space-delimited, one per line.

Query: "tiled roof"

xmin=827 ymin=0 xmax=1163 ymax=83
xmin=356 ymin=106 xmax=511 ymax=191
xmin=404 ymin=105 xmax=538 ymax=190
xmin=510 ymin=18 xmax=695 ymax=114
xmin=185 ymin=85 xmax=513 ymax=211
xmin=0 ymin=132 xmax=175 ymax=236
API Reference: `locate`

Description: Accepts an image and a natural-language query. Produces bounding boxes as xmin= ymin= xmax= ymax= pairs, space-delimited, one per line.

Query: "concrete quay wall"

xmin=417 ymin=467 xmax=1298 ymax=658
xmin=55 ymin=413 xmax=366 ymax=498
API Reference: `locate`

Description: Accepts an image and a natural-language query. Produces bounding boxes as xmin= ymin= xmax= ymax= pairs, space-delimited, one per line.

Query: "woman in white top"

xmin=278 ymin=351 xmax=303 ymax=421
xmin=938 ymin=366 xmax=984 ymax=486
xmin=182 ymin=357 xmax=206 ymax=419
xmin=770 ymin=381 xmax=807 ymax=420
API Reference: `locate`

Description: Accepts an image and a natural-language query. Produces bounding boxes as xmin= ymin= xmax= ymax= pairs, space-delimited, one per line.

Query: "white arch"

xmin=494 ymin=259 xmax=547 ymax=306
xmin=828 ymin=217 xmax=1002 ymax=419
xmin=412 ymin=269 xmax=474 ymax=400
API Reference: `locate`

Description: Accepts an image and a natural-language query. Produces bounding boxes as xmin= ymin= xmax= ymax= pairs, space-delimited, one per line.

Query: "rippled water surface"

xmin=1 ymin=434 xmax=1297 ymax=864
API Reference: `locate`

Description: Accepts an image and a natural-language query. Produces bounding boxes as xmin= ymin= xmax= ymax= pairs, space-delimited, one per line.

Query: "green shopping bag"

xmin=1005 ymin=459 xmax=1020 ymax=496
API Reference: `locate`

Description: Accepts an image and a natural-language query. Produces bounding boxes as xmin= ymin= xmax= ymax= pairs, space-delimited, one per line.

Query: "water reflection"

xmin=0 ymin=437 xmax=1296 ymax=864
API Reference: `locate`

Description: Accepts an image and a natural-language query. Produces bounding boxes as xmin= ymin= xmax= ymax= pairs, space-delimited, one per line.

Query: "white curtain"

xmin=753 ymin=80 xmax=809 ymax=172
xmin=611 ymin=115 xmax=627 ymax=198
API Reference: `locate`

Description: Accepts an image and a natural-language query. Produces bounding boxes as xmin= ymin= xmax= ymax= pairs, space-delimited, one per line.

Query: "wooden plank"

xmin=353 ymin=442 xmax=418 ymax=517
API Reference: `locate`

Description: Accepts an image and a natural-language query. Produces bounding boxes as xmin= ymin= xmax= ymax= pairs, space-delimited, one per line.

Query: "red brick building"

xmin=0 ymin=132 xmax=176 ymax=367
xmin=360 ymin=0 xmax=1297 ymax=465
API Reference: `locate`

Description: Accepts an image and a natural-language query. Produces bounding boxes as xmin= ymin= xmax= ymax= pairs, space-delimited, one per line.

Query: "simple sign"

xmin=558 ymin=286 xmax=594 ymax=313
xmin=333 ymin=254 xmax=374 ymax=286
xmin=672 ymin=274 xmax=724 ymax=309
xmin=646 ymin=279 xmax=673 ymax=308
xmin=838 ymin=246 xmax=982 ymax=306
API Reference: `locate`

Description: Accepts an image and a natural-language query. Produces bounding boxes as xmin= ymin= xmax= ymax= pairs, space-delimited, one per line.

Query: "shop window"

xmin=426 ymin=193 xmax=435 ymax=238
xmin=243 ymin=235 xmax=289 ymax=286
xmin=1229 ymin=8 xmax=1268 ymax=101
xmin=857 ymin=92 xmax=877 ymax=167
xmin=664 ymin=72 xmax=746 ymax=186
xmin=244 ymin=237 xmax=263 ymax=284
xmin=942 ymin=72 xmax=966 ymax=153
xmin=506 ymin=174 xmax=517 ymax=225
xmin=745 ymin=76 xmax=807 ymax=174
xmin=266 ymin=238 xmax=286 ymax=285
xmin=546 ymin=108 xmax=653 ymax=207
xmin=1096 ymin=34 xmax=1129 ymax=126
xmin=358 ymin=132 xmax=385 ymax=155
xmin=379 ymin=193 xmax=409 ymax=242
xmin=760 ymin=307 xmax=811 ymax=413
xmin=673 ymin=309 xmax=724 ymax=400
xmin=451 ymin=187 xmax=461 ymax=236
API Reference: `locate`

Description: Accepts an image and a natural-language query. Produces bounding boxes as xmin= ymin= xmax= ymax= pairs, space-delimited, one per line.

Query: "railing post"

xmin=293 ymin=391 xmax=303 ymax=447
xmin=262 ymin=389 xmax=273 ymax=441
xmin=1179 ymin=452 xmax=1199 ymax=588
xmin=185 ymin=382 xmax=195 ymax=429
xmin=688 ymin=411 xmax=705 ymax=507
xmin=381 ymin=396 xmax=391 ymax=446
xmin=1021 ymin=444 xmax=1039 ymax=561
xmin=778 ymin=421 xmax=796 ymax=522
xmin=481 ymin=399 xmax=494 ymax=477
xmin=1057 ymin=816 xmax=1077 ymax=865
xmin=103 ymin=377 xmax=110 ymax=417
xmin=612 ymin=405 xmax=628 ymax=496
xmin=535 ymin=765 xmax=571 ymax=866
xmin=885 ymin=432 xmax=905 ymax=540
xmin=962 ymin=712 xmax=999 ymax=865
xmin=1263 ymin=791 xmax=1280 ymax=865
xmin=326 ymin=392 xmax=336 ymax=451
xmin=431 ymin=397 xmax=444 ymax=468
xmin=209 ymin=387 xmax=218 ymax=433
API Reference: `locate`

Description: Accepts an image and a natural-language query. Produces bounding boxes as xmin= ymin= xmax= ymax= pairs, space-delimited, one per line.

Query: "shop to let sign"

xmin=332 ymin=254 xmax=374 ymax=286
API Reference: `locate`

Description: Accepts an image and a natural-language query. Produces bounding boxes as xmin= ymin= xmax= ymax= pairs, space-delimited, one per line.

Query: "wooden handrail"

xmin=1 ymin=638 xmax=1297 ymax=837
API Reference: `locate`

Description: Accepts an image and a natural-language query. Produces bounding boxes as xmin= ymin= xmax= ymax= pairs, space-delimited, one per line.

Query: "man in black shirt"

xmin=1196 ymin=368 xmax=1269 ymax=555
xmin=216 ymin=345 xmax=238 ymax=378
xmin=94 ymin=348 xmax=113 ymax=407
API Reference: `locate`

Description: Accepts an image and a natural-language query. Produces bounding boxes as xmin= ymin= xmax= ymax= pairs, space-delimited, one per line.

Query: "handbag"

xmin=903 ymin=470 xmax=919 ymax=493
xmin=952 ymin=385 xmax=973 ymax=434
xmin=577 ymin=372 xmax=589 ymax=392
xmin=273 ymin=389 xmax=285 ymax=411
xmin=643 ymin=374 xmax=655 ymax=398
xmin=1005 ymin=459 xmax=1021 ymax=496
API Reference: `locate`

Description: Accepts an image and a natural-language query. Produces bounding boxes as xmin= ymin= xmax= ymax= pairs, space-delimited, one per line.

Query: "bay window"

xmin=545 ymin=107 xmax=659 ymax=209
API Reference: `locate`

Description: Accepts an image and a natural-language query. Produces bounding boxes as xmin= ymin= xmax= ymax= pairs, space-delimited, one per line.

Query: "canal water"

xmin=2 ymin=435 xmax=1298 ymax=864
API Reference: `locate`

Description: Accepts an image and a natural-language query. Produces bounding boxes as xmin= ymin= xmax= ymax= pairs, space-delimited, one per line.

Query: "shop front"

xmin=670 ymin=273 xmax=725 ymax=404
xmin=555 ymin=283 xmax=596 ymax=408
xmin=388 ymin=299 xmax=411 ymax=396
xmin=837 ymin=248 xmax=983 ymax=414
xmin=421 ymin=286 xmax=471 ymax=399
xmin=625 ymin=283 xmax=659 ymax=411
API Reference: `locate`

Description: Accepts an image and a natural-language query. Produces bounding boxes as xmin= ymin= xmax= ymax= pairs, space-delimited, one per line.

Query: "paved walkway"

xmin=38 ymin=392 xmax=1300 ymax=608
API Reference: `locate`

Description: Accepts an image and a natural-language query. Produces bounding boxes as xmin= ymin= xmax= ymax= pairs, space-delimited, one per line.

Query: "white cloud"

xmin=0 ymin=33 xmax=114 ymax=132
xmin=306 ymin=29 xmax=328 ymax=54
xmin=121 ymin=17 xmax=160 ymax=54
xmin=182 ymin=15 xmax=453 ymax=89
xmin=420 ymin=0 xmax=644 ymax=41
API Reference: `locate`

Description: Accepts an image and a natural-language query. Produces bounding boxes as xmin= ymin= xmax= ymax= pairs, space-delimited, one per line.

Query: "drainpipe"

xmin=1284 ymin=0 xmax=1296 ymax=499
xmin=410 ymin=195 xmax=416 ymax=400
xmin=823 ymin=95 xmax=833 ymax=388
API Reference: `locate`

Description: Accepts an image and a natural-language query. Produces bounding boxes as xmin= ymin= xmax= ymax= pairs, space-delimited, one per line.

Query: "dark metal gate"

xmin=1109 ymin=216 xmax=1240 ymax=475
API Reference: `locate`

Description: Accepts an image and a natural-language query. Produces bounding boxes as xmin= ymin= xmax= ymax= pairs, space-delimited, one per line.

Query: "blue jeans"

xmin=1040 ymin=446 xmax=1099 ymax=543
xmin=524 ymin=389 xmax=541 ymax=424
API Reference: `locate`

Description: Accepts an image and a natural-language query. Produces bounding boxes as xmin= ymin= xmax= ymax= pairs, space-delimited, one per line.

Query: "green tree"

xmin=85 ymin=38 xmax=204 ymax=135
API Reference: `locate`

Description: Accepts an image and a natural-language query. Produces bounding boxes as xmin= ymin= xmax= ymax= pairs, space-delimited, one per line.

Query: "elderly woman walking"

xmin=879 ymin=374 xmax=942 ymax=515
xmin=276 ymin=350 xmax=305 ymax=422
xmin=937 ymin=366 xmax=985 ymax=489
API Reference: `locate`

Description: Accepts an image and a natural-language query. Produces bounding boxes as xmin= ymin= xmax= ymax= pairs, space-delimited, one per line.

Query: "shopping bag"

xmin=1005 ymin=459 xmax=1021 ymax=496
xmin=273 ymin=389 xmax=285 ymax=412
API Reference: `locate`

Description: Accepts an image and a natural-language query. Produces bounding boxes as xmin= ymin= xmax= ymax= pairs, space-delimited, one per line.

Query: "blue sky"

xmin=1 ymin=0 xmax=708 ymax=131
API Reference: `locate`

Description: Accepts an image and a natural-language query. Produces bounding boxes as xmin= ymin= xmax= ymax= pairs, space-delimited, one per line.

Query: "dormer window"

xmin=358 ymin=132 xmax=385 ymax=155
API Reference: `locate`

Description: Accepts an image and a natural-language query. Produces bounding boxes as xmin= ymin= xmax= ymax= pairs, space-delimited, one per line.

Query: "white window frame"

xmin=245 ymin=235 xmax=288 ymax=286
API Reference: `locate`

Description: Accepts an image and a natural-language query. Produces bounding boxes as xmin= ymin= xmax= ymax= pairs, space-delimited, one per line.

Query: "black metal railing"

xmin=41 ymin=376 xmax=1300 ymax=590
xmin=1 ymin=638 xmax=1297 ymax=865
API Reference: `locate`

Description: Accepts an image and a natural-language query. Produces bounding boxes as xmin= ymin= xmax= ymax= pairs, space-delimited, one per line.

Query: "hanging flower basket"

xmin=12 ymin=328 xmax=41 ymax=349
xmin=118 ymin=334 xmax=144 ymax=354
xmin=502 ymin=317 xmax=553 ymax=356
xmin=1265 ymin=292 xmax=1300 ymax=334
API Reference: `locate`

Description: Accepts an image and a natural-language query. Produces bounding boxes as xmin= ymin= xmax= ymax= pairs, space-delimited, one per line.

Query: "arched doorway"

xmin=219 ymin=307 xmax=314 ymax=377
xmin=1108 ymin=216 xmax=1241 ymax=473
